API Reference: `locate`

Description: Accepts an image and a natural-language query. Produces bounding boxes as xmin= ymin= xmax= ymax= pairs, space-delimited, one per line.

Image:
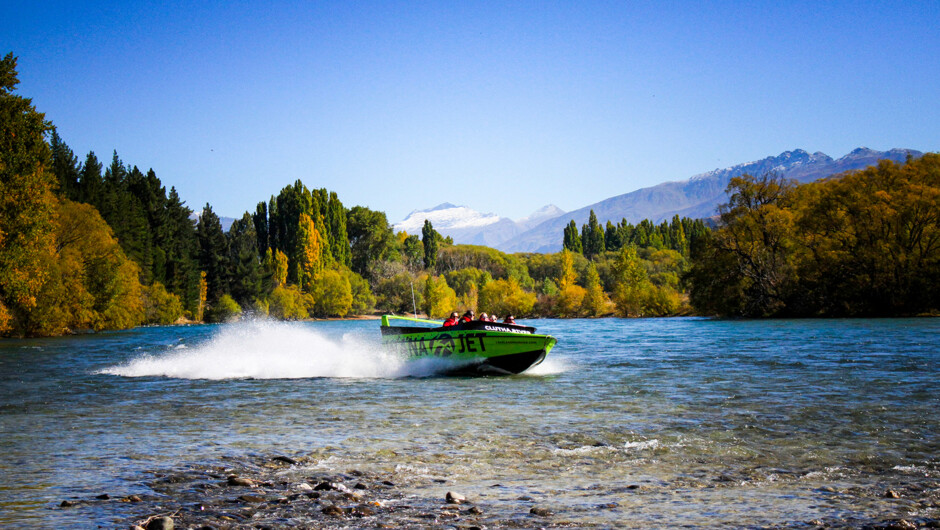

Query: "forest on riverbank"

xmin=2 ymin=53 xmax=938 ymax=337
xmin=688 ymin=153 xmax=940 ymax=317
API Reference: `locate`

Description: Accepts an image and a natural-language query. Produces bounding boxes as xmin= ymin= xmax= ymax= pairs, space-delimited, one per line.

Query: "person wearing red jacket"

xmin=442 ymin=312 xmax=459 ymax=327
xmin=460 ymin=310 xmax=475 ymax=323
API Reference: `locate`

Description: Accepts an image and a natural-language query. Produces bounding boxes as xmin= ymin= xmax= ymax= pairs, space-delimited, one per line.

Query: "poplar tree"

xmin=296 ymin=213 xmax=324 ymax=290
xmin=563 ymin=220 xmax=582 ymax=253
xmin=252 ymin=201 xmax=269 ymax=257
xmin=422 ymin=219 xmax=438 ymax=270
xmin=581 ymin=210 xmax=605 ymax=259
xmin=326 ymin=192 xmax=350 ymax=267
xmin=604 ymin=220 xmax=620 ymax=251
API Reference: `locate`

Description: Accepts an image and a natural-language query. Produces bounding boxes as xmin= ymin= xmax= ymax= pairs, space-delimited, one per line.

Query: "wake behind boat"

xmin=380 ymin=315 xmax=556 ymax=375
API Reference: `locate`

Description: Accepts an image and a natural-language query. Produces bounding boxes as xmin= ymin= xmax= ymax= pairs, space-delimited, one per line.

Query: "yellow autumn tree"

xmin=141 ymin=282 xmax=184 ymax=325
xmin=422 ymin=274 xmax=457 ymax=319
xmin=297 ymin=213 xmax=324 ymax=291
xmin=479 ymin=277 xmax=536 ymax=317
xmin=581 ymin=262 xmax=609 ymax=316
xmin=24 ymin=199 xmax=145 ymax=334
xmin=0 ymin=53 xmax=58 ymax=335
xmin=554 ymin=249 xmax=585 ymax=317
xmin=196 ymin=271 xmax=207 ymax=322
xmin=312 ymin=269 xmax=353 ymax=317
xmin=264 ymin=248 xmax=289 ymax=288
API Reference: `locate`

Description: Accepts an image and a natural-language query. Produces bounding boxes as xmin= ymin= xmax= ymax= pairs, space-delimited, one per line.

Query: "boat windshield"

xmin=381 ymin=315 xmax=444 ymax=329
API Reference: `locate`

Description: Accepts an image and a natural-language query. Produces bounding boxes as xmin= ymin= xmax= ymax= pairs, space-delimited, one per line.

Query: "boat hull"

xmin=381 ymin=318 xmax=556 ymax=375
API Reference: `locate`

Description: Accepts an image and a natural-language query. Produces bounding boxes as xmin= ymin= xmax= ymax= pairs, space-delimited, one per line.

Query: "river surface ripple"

xmin=0 ymin=317 xmax=937 ymax=528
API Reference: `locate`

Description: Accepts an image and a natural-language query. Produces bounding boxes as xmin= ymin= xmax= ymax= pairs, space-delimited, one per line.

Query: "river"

xmin=0 ymin=317 xmax=937 ymax=528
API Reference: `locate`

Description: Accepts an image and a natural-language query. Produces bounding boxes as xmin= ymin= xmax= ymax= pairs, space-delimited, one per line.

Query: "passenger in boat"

xmin=503 ymin=315 xmax=516 ymax=325
xmin=442 ymin=312 xmax=459 ymax=327
xmin=460 ymin=310 xmax=475 ymax=323
xmin=478 ymin=312 xmax=489 ymax=321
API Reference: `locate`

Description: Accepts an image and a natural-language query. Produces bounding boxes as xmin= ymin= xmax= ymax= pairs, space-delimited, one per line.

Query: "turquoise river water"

xmin=0 ymin=317 xmax=937 ymax=528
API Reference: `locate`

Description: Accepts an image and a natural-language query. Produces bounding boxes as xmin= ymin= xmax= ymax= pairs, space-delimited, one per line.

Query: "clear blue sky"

xmin=6 ymin=0 xmax=939 ymax=223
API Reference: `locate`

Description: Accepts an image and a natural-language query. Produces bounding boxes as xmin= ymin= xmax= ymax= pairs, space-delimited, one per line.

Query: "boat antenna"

xmin=410 ymin=282 xmax=418 ymax=319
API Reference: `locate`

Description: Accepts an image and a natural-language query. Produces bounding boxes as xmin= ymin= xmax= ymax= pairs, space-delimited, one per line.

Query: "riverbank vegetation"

xmin=687 ymin=154 xmax=940 ymax=317
xmin=2 ymin=53 xmax=937 ymax=336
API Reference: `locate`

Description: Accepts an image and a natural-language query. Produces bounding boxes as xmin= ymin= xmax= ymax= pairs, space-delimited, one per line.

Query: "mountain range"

xmin=498 ymin=147 xmax=920 ymax=253
xmin=395 ymin=147 xmax=922 ymax=254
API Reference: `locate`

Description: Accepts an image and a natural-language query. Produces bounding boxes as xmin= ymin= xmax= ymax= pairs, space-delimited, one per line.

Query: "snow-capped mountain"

xmin=516 ymin=204 xmax=566 ymax=231
xmin=394 ymin=203 xmax=565 ymax=247
xmin=395 ymin=203 xmax=502 ymax=233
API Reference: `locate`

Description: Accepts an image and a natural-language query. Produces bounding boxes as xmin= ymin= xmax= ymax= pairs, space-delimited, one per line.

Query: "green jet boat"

xmin=380 ymin=315 xmax=557 ymax=375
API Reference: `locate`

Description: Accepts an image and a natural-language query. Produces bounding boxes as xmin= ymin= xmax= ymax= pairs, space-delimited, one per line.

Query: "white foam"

xmin=623 ymin=439 xmax=660 ymax=451
xmin=552 ymin=445 xmax=617 ymax=456
xmin=99 ymin=318 xmax=450 ymax=380
xmin=524 ymin=357 xmax=570 ymax=376
xmin=892 ymin=465 xmax=929 ymax=474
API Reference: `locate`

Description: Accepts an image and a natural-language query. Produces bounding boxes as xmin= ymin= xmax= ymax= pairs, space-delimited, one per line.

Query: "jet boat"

xmin=380 ymin=315 xmax=556 ymax=375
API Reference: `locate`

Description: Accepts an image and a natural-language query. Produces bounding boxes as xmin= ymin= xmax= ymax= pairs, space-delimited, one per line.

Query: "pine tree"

xmin=227 ymin=213 xmax=263 ymax=305
xmin=163 ymin=187 xmax=200 ymax=314
xmin=196 ymin=204 xmax=230 ymax=304
xmin=50 ymin=130 xmax=80 ymax=200
xmin=78 ymin=151 xmax=103 ymax=205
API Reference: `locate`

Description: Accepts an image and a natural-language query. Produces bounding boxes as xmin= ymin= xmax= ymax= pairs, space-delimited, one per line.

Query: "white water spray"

xmin=100 ymin=318 xmax=456 ymax=380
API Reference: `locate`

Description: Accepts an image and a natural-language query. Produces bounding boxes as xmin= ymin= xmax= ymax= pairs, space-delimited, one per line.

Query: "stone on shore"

xmin=226 ymin=476 xmax=254 ymax=487
xmin=237 ymin=494 xmax=266 ymax=503
xmin=445 ymin=491 xmax=466 ymax=504
xmin=145 ymin=516 xmax=174 ymax=530
xmin=530 ymin=506 xmax=554 ymax=516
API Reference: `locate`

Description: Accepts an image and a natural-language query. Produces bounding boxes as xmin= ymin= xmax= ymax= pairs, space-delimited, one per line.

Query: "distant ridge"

xmin=190 ymin=213 xmax=236 ymax=232
xmin=496 ymin=148 xmax=923 ymax=253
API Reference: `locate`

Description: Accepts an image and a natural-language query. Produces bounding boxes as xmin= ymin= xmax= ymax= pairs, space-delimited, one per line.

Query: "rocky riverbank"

xmin=53 ymin=451 xmax=940 ymax=529
xmin=59 ymin=453 xmax=569 ymax=529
